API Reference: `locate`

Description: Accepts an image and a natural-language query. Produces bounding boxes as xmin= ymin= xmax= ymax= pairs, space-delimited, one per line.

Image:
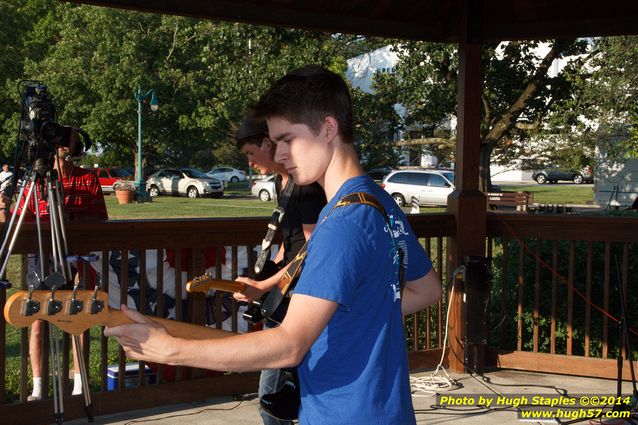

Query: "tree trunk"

xmin=479 ymin=141 xmax=495 ymax=192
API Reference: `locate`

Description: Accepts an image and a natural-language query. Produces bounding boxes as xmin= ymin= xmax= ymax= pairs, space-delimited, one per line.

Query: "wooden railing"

xmin=1 ymin=213 xmax=637 ymax=424
xmin=485 ymin=212 xmax=638 ymax=380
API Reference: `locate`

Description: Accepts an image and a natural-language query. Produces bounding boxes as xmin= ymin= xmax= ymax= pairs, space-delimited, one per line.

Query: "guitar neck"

xmin=186 ymin=277 xmax=245 ymax=294
xmin=104 ymin=310 xmax=231 ymax=340
xmin=3 ymin=290 xmax=235 ymax=338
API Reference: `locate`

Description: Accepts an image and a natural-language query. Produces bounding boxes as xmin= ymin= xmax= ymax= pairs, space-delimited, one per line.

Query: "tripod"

xmin=610 ymin=254 xmax=638 ymax=422
xmin=0 ymin=164 xmax=93 ymax=424
xmin=558 ymin=256 xmax=638 ymax=425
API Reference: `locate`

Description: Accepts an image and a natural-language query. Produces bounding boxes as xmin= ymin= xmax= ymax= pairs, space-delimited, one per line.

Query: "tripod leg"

xmin=49 ymin=326 xmax=64 ymax=424
xmin=0 ymin=173 xmax=38 ymax=278
xmin=73 ymin=334 xmax=94 ymax=421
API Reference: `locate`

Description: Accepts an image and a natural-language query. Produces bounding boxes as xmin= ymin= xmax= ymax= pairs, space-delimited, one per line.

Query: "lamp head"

xmin=150 ymin=90 xmax=159 ymax=112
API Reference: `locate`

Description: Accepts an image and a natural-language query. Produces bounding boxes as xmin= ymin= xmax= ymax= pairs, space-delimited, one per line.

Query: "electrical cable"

xmin=122 ymin=400 xmax=245 ymax=424
xmin=409 ymin=268 xmax=460 ymax=397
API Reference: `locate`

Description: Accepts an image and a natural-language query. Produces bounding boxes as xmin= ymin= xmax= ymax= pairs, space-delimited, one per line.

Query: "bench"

xmin=487 ymin=191 xmax=533 ymax=212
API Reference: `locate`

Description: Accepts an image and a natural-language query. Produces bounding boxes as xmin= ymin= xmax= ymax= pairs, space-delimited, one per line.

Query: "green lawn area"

xmin=105 ymin=182 xmax=274 ymax=219
xmin=107 ymin=182 xmax=597 ymax=219
xmin=499 ymin=183 xmax=594 ymax=205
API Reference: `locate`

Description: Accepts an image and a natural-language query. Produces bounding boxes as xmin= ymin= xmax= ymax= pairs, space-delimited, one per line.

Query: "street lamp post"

xmin=134 ymin=86 xmax=158 ymax=202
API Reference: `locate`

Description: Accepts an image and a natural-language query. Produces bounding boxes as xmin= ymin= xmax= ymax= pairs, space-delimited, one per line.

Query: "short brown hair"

xmin=255 ymin=65 xmax=353 ymax=143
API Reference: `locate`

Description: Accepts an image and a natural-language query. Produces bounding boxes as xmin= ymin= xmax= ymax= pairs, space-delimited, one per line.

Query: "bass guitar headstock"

xmin=4 ymin=288 xmax=110 ymax=335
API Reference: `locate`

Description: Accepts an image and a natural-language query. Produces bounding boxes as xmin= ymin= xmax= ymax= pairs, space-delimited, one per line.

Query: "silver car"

xmin=381 ymin=169 xmax=455 ymax=206
xmin=146 ymin=168 xmax=224 ymax=198
xmin=251 ymin=175 xmax=276 ymax=201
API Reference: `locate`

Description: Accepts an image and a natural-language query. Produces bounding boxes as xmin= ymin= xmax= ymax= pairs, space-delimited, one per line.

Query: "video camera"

xmin=19 ymin=81 xmax=90 ymax=173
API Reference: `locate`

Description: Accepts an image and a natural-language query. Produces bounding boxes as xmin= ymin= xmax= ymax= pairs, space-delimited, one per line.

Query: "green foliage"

xmin=372 ymin=40 xmax=591 ymax=188
xmin=558 ymin=36 xmax=638 ymax=162
xmin=491 ymin=239 xmax=638 ymax=359
xmin=0 ymin=2 xmax=373 ymax=171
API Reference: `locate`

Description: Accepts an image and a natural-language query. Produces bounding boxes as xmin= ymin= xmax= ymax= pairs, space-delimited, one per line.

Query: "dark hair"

xmin=236 ymin=134 xmax=267 ymax=150
xmin=235 ymin=109 xmax=269 ymax=150
xmin=255 ymin=65 xmax=353 ymax=143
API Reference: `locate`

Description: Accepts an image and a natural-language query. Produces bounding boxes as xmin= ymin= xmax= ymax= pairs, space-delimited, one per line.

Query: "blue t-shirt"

xmin=294 ymin=175 xmax=432 ymax=425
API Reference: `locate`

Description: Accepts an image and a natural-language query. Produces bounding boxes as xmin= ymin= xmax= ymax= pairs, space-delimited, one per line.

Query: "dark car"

xmin=532 ymin=168 xmax=593 ymax=184
xmin=366 ymin=166 xmax=394 ymax=181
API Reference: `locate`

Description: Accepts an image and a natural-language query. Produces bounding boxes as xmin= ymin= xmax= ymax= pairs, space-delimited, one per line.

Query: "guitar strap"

xmin=254 ymin=176 xmax=295 ymax=275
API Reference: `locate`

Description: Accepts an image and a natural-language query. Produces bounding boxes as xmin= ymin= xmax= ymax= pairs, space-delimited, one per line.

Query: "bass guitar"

xmin=4 ymin=288 xmax=233 ymax=340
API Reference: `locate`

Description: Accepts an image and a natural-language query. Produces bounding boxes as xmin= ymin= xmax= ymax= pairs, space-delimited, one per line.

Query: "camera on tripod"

xmin=19 ymin=81 xmax=90 ymax=174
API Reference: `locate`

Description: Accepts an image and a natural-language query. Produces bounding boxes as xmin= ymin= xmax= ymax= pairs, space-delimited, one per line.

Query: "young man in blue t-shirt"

xmin=106 ymin=65 xmax=441 ymax=425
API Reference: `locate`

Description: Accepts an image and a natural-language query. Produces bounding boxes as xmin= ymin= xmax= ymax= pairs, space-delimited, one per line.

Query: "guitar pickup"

xmin=47 ymin=299 xmax=63 ymax=315
xmin=68 ymin=299 xmax=84 ymax=315
xmin=22 ymin=299 xmax=41 ymax=316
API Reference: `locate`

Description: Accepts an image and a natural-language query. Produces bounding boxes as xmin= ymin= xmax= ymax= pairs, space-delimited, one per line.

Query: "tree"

xmin=351 ymin=71 xmax=403 ymax=169
xmin=378 ymin=39 xmax=590 ymax=190
xmin=565 ymin=36 xmax=638 ymax=160
xmin=0 ymin=2 xmax=364 ymax=174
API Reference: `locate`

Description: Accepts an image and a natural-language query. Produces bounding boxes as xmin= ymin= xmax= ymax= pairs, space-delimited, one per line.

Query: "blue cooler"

xmin=107 ymin=363 xmax=156 ymax=390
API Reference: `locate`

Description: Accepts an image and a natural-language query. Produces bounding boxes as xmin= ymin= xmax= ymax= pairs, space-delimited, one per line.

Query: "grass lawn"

xmin=105 ymin=182 xmax=274 ymax=219
xmin=499 ymin=183 xmax=594 ymax=205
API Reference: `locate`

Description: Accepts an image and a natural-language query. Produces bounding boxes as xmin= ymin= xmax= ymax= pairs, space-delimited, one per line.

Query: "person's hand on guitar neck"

xmin=104 ymin=304 xmax=179 ymax=364
xmin=233 ymin=263 xmax=291 ymax=303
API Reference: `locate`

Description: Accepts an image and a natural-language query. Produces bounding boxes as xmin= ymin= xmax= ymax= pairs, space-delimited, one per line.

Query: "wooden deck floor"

xmin=62 ymin=368 xmax=636 ymax=425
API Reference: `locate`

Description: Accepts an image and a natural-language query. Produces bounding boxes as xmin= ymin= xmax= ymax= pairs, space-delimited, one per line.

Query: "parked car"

xmin=252 ymin=174 xmax=276 ymax=201
xmin=146 ymin=168 xmax=224 ymax=198
xmin=381 ymin=169 xmax=455 ymax=207
xmin=88 ymin=167 xmax=133 ymax=194
xmin=532 ymin=168 xmax=593 ymax=184
xmin=366 ymin=166 xmax=394 ymax=181
xmin=206 ymin=167 xmax=246 ymax=183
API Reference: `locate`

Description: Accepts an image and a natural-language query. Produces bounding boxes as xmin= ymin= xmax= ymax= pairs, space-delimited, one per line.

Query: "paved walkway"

xmin=63 ymin=369 xmax=636 ymax=425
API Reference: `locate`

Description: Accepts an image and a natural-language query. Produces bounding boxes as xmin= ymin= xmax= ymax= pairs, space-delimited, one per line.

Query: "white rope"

xmin=410 ymin=283 xmax=457 ymax=396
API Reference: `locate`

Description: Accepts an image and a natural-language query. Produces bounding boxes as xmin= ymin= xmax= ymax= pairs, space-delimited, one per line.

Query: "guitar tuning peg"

xmin=26 ymin=271 xmax=41 ymax=292
xmin=44 ymin=272 xmax=65 ymax=290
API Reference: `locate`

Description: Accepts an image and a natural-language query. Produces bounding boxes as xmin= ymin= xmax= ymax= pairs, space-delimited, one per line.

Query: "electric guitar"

xmin=4 ymin=289 xmax=233 ymax=340
xmin=186 ymin=252 xmax=303 ymax=325
xmin=186 ymin=274 xmax=245 ymax=294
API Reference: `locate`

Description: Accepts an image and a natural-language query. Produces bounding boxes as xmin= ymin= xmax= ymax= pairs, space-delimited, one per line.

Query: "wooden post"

xmin=446 ymin=0 xmax=487 ymax=373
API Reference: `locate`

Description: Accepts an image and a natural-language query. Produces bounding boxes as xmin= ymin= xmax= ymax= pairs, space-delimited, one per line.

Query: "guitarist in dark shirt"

xmin=233 ymin=112 xmax=326 ymax=425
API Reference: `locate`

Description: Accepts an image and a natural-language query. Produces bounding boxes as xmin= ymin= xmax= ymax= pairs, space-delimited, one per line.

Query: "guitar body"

xmin=242 ymin=260 xmax=283 ymax=324
xmin=260 ymin=370 xmax=300 ymax=421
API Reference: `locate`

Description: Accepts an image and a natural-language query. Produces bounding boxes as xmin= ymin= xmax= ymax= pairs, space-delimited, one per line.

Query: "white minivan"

xmin=381 ymin=169 xmax=455 ymax=206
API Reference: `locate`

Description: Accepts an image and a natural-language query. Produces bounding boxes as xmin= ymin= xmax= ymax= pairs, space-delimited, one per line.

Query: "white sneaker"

xmin=27 ymin=395 xmax=41 ymax=402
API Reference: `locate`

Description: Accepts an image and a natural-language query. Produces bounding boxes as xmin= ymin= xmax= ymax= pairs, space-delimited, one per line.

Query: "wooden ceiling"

xmin=65 ymin=0 xmax=638 ymax=42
